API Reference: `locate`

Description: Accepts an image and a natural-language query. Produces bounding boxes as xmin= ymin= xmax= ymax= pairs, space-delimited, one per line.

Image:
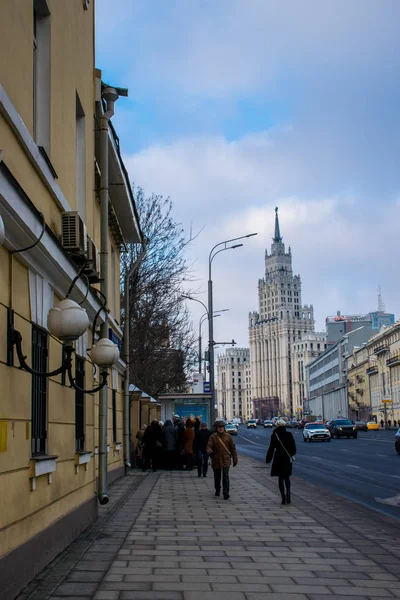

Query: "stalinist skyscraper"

xmin=249 ymin=208 xmax=316 ymax=416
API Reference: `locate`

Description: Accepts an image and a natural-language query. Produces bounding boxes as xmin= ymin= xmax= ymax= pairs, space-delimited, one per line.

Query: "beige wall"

xmin=0 ymin=0 xmax=128 ymax=572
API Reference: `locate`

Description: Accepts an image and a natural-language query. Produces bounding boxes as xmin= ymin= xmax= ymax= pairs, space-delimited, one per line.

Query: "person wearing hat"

xmin=266 ymin=418 xmax=296 ymax=505
xmin=206 ymin=419 xmax=238 ymax=499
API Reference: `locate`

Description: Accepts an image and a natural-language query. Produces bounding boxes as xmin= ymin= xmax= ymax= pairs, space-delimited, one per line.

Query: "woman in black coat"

xmin=266 ymin=419 xmax=296 ymax=505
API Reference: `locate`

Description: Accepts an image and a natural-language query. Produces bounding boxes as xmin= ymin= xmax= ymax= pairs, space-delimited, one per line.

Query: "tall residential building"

xmin=249 ymin=208 xmax=316 ymax=416
xmin=216 ymin=348 xmax=251 ymax=420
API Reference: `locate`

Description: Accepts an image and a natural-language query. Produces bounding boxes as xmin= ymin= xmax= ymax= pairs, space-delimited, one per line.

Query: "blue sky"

xmin=96 ymin=0 xmax=400 ymax=349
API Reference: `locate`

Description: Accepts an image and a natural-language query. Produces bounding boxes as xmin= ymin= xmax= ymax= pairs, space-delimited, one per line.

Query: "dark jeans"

xmin=214 ymin=467 xmax=230 ymax=495
xmin=197 ymin=450 xmax=208 ymax=476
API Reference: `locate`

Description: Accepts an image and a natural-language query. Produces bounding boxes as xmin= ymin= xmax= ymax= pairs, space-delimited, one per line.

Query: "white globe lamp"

xmin=91 ymin=338 xmax=119 ymax=369
xmin=47 ymin=299 xmax=89 ymax=343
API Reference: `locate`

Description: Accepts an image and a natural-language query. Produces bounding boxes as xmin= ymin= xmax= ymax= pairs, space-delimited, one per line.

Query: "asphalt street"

xmin=234 ymin=424 xmax=400 ymax=521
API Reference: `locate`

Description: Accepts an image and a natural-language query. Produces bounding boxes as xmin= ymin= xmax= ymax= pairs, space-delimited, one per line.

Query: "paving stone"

xmin=93 ymin=593 xmax=121 ymax=600
xmin=270 ymin=584 xmax=331 ymax=594
xmin=153 ymin=583 xmax=212 ymax=592
xmin=184 ymin=594 xmax=245 ymax=600
xmin=329 ymin=588 xmax=394 ymax=597
xmin=121 ymin=593 xmax=183 ymax=600
xmin=67 ymin=571 xmax=105 ymax=582
xmin=53 ymin=582 xmax=99 ymax=595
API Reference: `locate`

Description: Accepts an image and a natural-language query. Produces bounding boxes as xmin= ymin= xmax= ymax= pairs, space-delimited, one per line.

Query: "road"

xmin=234 ymin=424 xmax=400 ymax=521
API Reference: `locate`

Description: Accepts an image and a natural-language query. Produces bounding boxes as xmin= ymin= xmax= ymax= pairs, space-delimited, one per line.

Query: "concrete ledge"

xmin=0 ymin=494 xmax=97 ymax=600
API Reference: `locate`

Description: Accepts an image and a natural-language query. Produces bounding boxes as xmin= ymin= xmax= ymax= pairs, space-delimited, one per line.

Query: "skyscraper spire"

xmin=378 ymin=285 xmax=386 ymax=313
xmin=273 ymin=207 xmax=282 ymax=242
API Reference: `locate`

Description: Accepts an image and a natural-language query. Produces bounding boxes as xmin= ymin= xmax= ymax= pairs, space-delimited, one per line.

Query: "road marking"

xmin=390 ymin=475 xmax=400 ymax=479
xmin=377 ymin=454 xmax=387 ymax=457
xmin=375 ymin=494 xmax=400 ymax=506
xmin=346 ymin=464 xmax=360 ymax=469
xmin=340 ymin=449 xmax=350 ymax=452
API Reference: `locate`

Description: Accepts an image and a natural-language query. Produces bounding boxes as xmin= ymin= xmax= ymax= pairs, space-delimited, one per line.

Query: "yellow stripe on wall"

xmin=0 ymin=421 xmax=7 ymax=452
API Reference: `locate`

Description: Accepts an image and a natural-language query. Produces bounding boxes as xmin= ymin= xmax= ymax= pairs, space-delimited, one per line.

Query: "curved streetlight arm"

xmin=209 ymin=245 xmax=243 ymax=279
xmin=67 ymin=364 xmax=109 ymax=394
xmin=208 ymin=232 xmax=257 ymax=265
xmin=12 ymin=328 xmax=71 ymax=378
xmin=11 ymin=327 xmax=109 ymax=393
xmin=181 ymin=294 xmax=208 ymax=314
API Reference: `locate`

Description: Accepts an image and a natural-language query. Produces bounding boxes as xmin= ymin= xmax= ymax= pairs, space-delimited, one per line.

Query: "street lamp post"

xmin=208 ymin=233 xmax=257 ymax=424
xmin=181 ymin=295 xmax=228 ymax=376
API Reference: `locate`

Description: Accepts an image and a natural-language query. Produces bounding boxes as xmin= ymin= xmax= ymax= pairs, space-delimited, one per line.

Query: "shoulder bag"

xmin=275 ymin=433 xmax=295 ymax=463
xmin=216 ymin=435 xmax=233 ymax=464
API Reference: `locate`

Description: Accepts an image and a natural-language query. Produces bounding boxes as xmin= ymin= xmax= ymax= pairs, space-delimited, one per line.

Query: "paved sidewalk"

xmin=19 ymin=456 xmax=400 ymax=600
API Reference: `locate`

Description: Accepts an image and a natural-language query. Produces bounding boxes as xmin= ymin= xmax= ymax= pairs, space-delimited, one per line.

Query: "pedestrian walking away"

xmin=173 ymin=414 xmax=185 ymax=469
xmin=207 ymin=419 xmax=238 ymax=499
xmin=135 ymin=424 xmax=147 ymax=469
xmin=266 ymin=418 xmax=296 ymax=505
xmin=163 ymin=419 xmax=177 ymax=470
xmin=194 ymin=422 xmax=212 ymax=477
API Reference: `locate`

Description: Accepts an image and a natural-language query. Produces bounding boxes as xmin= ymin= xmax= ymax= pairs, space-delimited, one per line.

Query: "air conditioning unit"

xmin=84 ymin=236 xmax=100 ymax=281
xmin=61 ymin=212 xmax=87 ymax=254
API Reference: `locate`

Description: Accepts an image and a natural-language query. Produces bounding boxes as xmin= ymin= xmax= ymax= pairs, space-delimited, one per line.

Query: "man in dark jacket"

xmin=266 ymin=419 xmax=296 ymax=505
xmin=194 ymin=422 xmax=212 ymax=478
xmin=163 ymin=419 xmax=177 ymax=470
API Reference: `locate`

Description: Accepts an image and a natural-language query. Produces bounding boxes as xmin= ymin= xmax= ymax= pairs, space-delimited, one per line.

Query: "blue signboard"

xmin=203 ymin=382 xmax=210 ymax=393
xmin=108 ymin=328 xmax=121 ymax=351
xmin=175 ymin=404 xmax=208 ymax=424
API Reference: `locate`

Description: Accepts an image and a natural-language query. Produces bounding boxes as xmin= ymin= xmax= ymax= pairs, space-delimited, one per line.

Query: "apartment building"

xmin=216 ymin=348 xmax=252 ymax=420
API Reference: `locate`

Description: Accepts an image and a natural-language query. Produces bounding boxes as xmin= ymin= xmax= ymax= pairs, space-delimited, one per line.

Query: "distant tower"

xmin=378 ymin=285 xmax=386 ymax=313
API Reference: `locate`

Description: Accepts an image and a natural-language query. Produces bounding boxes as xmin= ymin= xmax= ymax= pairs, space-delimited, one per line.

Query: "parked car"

xmin=247 ymin=419 xmax=257 ymax=429
xmin=303 ymin=422 xmax=331 ymax=442
xmin=263 ymin=420 xmax=273 ymax=428
xmin=287 ymin=420 xmax=297 ymax=428
xmin=395 ymin=428 xmax=400 ymax=455
xmin=367 ymin=421 xmax=380 ymax=431
xmin=328 ymin=419 xmax=357 ymax=439
xmin=226 ymin=424 xmax=238 ymax=436
xmin=354 ymin=420 xmax=368 ymax=431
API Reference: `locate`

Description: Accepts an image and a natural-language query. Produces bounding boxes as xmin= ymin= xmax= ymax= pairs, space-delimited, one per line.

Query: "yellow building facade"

xmin=0 ymin=2 xmax=142 ymax=598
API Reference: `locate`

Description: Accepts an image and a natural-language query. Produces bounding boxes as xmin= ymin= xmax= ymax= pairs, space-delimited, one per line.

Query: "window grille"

xmin=75 ymin=357 xmax=85 ymax=450
xmin=31 ymin=325 xmax=48 ymax=455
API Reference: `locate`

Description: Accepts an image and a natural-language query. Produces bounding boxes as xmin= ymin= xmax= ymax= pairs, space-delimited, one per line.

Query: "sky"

xmin=96 ymin=0 xmax=400 ymax=354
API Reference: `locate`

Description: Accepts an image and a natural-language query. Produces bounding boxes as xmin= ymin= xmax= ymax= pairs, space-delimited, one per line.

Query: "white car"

xmin=247 ymin=419 xmax=257 ymax=429
xmin=303 ymin=422 xmax=331 ymax=442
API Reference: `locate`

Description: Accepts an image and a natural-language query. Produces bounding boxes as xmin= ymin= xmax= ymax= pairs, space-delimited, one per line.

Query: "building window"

xmin=31 ymin=325 xmax=48 ymax=455
xmin=76 ymin=93 xmax=86 ymax=220
xmin=33 ymin=0 xmax=51 ymax=152
xmin=75 ymin=357 xmax=85 ymax=451
xmin=112 ymin=390 xmax=117 ymax=443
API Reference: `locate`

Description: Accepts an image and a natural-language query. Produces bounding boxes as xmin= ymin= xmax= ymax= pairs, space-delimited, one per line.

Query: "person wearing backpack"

xmin=206 ymin=419 xmax=238 ymax=499
xmin=266 ymin=418 xmax=296 ymax=505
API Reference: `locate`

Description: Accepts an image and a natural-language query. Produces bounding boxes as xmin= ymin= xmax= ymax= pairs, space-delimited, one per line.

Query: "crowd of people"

xmin=134 ymin=416 xmax=238 ymax=499
xmin=134 ymin=415 xmax=213 ymax=476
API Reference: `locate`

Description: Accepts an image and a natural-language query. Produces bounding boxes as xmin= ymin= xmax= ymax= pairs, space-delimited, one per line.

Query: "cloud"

xmin=95 ymin=0 xmax=400 ymax=348
xmin=123 ymin=131 xmax=400 ymax=347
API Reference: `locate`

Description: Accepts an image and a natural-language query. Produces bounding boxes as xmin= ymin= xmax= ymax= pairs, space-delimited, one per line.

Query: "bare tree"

xmin=121 ymin=186 xmax=198 ymax=397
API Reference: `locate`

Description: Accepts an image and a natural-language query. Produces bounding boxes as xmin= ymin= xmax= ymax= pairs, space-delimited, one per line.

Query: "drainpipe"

xmin=123 ymin=243 xmax=147 ymax=475
xmin=98 ymin=87 xmax=119 ymax=505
